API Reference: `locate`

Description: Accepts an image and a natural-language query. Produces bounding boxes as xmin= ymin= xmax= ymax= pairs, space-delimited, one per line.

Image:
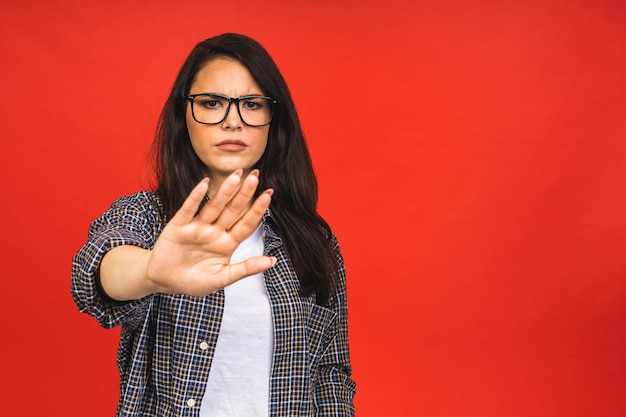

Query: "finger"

xmin=169 ymin=178 xmax=209 ymax=226
xmin=228 ymin=188 xmax=273 ymax=243
xmin=223 ymin=255 xmax=277 ymax=286
xmin=214 ymin=171 xmax=261 ymax=230
xmin=197 ymin=170 xmax=243 ymax=224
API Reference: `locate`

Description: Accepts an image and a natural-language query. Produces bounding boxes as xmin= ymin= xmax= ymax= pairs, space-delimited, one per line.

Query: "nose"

xmin=222 ymin=101 xmax=243 ymax=129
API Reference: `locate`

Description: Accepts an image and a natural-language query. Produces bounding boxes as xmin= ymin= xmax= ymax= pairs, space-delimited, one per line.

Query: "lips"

xmin=216 ymin=139 xmax=247 ymax=151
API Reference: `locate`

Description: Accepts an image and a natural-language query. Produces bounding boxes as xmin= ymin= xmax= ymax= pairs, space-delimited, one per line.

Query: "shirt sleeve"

xmin=313 ymin=235 xmax=357 ymax=416
xmin=71 ymin=191 xmax=162 ymax=329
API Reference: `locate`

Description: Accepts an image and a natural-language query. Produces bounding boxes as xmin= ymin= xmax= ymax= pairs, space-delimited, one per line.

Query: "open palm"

xmin=146 ymin=169 xmax=275 ymax=297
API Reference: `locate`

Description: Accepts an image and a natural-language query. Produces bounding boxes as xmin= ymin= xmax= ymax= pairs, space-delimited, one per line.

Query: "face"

xmin=186 ymin=58 xmax=270 ymax=187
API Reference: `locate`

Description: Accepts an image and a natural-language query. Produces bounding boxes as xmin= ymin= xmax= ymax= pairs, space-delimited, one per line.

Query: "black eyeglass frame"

xmin=186 ymin=93 xmax=277 ymax=127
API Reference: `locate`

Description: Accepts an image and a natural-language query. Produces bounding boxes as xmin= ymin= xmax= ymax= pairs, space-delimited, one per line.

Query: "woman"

xmin=71 ymin=33 xmax=355 ymax=416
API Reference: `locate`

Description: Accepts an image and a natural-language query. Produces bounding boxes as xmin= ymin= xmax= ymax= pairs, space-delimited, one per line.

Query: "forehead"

xmin=190 ymin=58 xmax=263 ymax=96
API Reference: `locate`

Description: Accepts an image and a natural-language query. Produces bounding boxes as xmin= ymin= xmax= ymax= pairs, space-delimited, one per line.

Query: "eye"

xmin=199 ymin=99 xmax=219 ymax=109
xmin=195 ymin=95 xmax=226 ymax=109
xmin=241 ymin=98 xmax=265 ymax=110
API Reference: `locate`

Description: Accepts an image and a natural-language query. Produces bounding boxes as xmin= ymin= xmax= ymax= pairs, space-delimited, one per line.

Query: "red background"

xmin=1 ymin=0 xmax=625 ymax=415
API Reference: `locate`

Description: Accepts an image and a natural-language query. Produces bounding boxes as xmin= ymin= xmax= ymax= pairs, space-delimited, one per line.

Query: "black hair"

xmin=150 ymin=33 xmax=338 ymax=305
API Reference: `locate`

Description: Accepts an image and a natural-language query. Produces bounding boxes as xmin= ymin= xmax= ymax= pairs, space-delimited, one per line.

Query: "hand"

xmin=146 ymin=169 xmax=275 ymax=297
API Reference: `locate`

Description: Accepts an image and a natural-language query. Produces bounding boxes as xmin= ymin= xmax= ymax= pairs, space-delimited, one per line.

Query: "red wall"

xmin=1 ymin=1 xmax=625 ymax=415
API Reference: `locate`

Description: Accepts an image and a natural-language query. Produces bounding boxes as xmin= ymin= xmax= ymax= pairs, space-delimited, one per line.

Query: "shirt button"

xmin=187 ymin=398 xmax=196 ymax=407
xmin=199 ymin=342 xmax=209 ymax=351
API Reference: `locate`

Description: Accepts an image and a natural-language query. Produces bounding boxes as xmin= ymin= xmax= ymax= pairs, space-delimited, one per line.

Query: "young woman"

xmin=71 ymin=33 xmax=355 ymax=416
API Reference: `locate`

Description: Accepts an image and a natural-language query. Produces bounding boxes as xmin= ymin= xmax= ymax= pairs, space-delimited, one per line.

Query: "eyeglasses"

xmin=187 ymin=93 xmax=277 ymax=127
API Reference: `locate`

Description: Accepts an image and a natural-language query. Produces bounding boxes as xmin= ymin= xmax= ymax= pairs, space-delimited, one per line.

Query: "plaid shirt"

xmin=71 ymin=191 xmax=356 ymax=416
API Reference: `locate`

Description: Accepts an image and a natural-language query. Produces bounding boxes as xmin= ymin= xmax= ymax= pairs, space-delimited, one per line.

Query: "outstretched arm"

xmin=99 ymin=169 xmax=275 ymax=301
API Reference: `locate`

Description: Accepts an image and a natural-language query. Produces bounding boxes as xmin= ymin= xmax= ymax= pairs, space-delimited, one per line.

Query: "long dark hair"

xmin=150 ymin=33 xmax=338 ymax=305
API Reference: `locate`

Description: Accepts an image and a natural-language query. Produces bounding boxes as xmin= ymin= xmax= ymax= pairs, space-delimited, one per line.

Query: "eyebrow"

xmin=190 ymin=92 xmax=266 ymax=98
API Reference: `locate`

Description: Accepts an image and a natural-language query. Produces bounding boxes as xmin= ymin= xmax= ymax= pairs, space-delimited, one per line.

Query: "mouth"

xmin=216 ymin=139 xmax=248 ymax=151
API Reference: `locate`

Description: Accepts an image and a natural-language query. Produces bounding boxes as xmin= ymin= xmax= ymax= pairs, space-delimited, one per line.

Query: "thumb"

xmin=225 ymin=256 xmax=277 ymax=285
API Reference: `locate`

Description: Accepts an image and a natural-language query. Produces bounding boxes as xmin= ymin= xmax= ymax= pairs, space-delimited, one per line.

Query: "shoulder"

xmin=89 ymin=190 xmax=164 ymax=235
xmin=108 ymin=190 xmax=162 ymax=210
xmin=103 ymin=190 xmax=163 ymax=220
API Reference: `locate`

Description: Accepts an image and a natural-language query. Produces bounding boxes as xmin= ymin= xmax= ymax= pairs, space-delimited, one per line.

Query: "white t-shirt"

xmin=199 ymin=225 xmax=273 ymax=416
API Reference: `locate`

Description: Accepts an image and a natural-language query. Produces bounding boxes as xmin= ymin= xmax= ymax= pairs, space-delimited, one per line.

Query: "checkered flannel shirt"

xmin=71 ymin=191 xmax=356 ymax=416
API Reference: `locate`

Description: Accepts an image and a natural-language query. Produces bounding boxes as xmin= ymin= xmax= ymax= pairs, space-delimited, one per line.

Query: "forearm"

xmin=99 ymin=245 xmax=157 ymax=301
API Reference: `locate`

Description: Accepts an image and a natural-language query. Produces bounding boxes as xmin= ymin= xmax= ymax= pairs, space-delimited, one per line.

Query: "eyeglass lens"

xmin=191 ymin=94 xmax=273 ymax=126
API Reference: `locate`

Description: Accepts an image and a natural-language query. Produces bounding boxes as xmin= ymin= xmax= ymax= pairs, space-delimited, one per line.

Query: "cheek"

xmin=186 ymin=112 xmax=209 ymax=153
xmin=254 ymin=130 xmax=270 ymax=155
xmin=186 ymin=125 xmax=210 ymax=162
xmin=185 ymin=109 xmax=196 ymax=137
